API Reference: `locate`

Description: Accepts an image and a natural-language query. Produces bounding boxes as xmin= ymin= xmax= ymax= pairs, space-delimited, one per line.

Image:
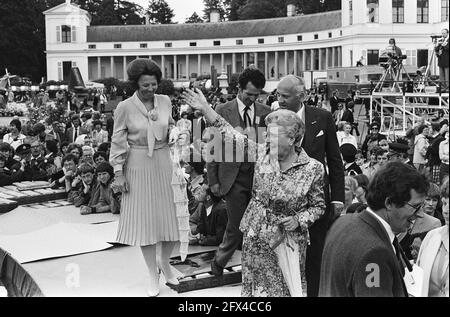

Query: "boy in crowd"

xmin=55 ymin=154 xmax=79 ymax=193
xmin=376 ymin=148 xmax=389 ymax=168
xmin=80 ymin=162 xmax=120 ymax=215
xmin=93 ymin=151 xmax=108 ymax=167
xmin=340 ymin=144 xmax=363 ymax=176
xmin=70 ymin=163 xmax=97 ymax=208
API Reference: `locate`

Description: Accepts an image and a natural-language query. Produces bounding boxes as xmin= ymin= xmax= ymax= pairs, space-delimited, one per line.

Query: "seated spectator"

xmin=0 ymin=142 xmax=20 ymax=171
xmin=2 ymin=119 xmax=26 ymax=150
xmin=70 ymin=163 xmax=97 ymax=208
xmin=80 ymin=145 xmax=95 ymax=166
xmin=93 ymin=151 xmax=108 ymax=167
xmin=80 ymin=162 xmax=120 ymax=215
xmin=55 ymin=153 xmax=79 ymax=193
xmin=416 ymin=177 xmax=449 ymax=297
xmin=340 ymin=144 xmax=362 ymax=176
xmin=91 ymin=120 xmax=109 ymax=148
xmin=194 ymin=190 xmax=228 ymax=246
xmin=23 ymin=141 xmax=47 ymax=181
xmin=67 ymin=143 xmax=83 ymax=162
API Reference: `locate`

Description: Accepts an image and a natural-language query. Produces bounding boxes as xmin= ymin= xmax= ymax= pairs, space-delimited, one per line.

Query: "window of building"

xmin=236 ymin=39 xmax=243 ymax=45
xmin=165 ymin=42 xmax=172 ymax=48
xmin=405 ymin=50 xmax=417 ymax=67
xmin=417 ymin=49 xmax=429 ymax=67
xmin=417 ymin=0 xmax=429 ymax=23
xmin=349 ymin=0 xmax=353 ymax=25
xmin=367 ymin=50 xmax=379 ymax=65
xmin=392 ymin=0 xmax=404 ymax=23
xmin=213 ymin=40 xmax=221 ymax=46
xmin=297 ymin=35 xmax=303 ymax=41
xmin=88 ymin=44 xmax=96 ymax=49
xmin=278 ymin=37 xmax=284 ymax=43
xmin=314 ymin=34 xmax=319 ymax=40
xmin=328 ymin=32 xmax=332 ymax=38
xmin=442 ymin=0 xmax=449 ymax=21
xmin=340 ymin=30 xmax=343 ymax=36
xmin=367 ymin=0 xmax=379 ymax=23
xmin=61 ymin=25 xmax=71 ymax=43
xmin=114 ymin=44 xmax=122 ymax=49
xmin=258 ymin=38 xmax=264 ymax=44
xmin=190 ymin=42 xmax=197 ymax=47
xmin=140 ymin=43 xmax=147 ymax=48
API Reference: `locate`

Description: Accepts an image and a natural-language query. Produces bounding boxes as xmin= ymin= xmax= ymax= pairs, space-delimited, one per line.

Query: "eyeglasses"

xmin=405 ymin=202 xmax=424 ymax=216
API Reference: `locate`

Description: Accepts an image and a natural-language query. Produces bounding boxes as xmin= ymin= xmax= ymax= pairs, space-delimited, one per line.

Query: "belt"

xmin=130 ymin=143 xmax=168 ymax=151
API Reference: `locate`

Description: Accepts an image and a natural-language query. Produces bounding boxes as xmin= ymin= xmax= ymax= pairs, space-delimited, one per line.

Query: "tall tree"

xmin=203 ymin=0 xmax=226 ymax=21
xmin=237 ymin=0 xmax=282 ymax=20
xmin=147 ymin=0 xmax=174 ymax=24
xmin=223 ymin=0 xmax=247 ymax=21
xmin=185 ymin=12 xmax=204 ymax=24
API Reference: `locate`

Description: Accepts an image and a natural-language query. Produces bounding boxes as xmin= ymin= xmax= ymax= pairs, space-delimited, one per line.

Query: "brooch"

xmin=149 ymin=109 xmax=158 ymax=121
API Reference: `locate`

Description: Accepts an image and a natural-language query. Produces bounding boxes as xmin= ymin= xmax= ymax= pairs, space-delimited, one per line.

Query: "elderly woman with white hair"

xmin=183 ymin=89 xmax=326 ymax=297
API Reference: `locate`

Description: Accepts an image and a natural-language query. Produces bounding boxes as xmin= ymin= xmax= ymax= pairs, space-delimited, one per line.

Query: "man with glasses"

xmin=320 ymin=162 xmax=429 ymax=297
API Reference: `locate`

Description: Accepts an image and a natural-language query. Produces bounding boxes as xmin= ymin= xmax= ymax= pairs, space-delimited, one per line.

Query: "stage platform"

xmin=0 ymin=203 xmax=242 ymax=297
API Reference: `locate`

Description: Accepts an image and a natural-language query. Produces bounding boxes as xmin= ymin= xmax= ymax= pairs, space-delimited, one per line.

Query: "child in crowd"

xmin=93 ymin=151 xmax=108 ymax=167
xmin=80 ymin=162 xmax=120 ymax=215
xmin=340 ymin=144 xmax=362 ymax=176
xmin=69 ymin=163 xmax=97 ymax=207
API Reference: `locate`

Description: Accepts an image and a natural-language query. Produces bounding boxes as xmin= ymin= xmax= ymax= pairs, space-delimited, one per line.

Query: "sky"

xmin=129 ymin=0 xmax=206 ymax=23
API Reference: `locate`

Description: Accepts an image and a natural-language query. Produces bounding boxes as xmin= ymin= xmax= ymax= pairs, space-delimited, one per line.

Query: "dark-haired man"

xmin=319 ymin=162 xmax=429 ymax=297
xmin=207 ymin=67 xmax=270 ymax=276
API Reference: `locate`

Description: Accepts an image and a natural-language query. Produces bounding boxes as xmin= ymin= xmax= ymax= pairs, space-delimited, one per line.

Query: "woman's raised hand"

xmin=182 ymin=88 xmax=209 ymax=113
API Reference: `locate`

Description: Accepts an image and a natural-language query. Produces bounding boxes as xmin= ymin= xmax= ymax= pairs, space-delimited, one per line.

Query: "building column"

xmin=232 ymin=53 xmax=236 ymax=73
xmin=161 ymin=55 xmax=166 ymax=78
xmin=97 ymin=56 xmax=101 ymax=79
xmin=110 ymin=56 xmax=114 ymax=78
xmin=243 ymin=53 xmax=248 ymax=69
xmin=275 ymin=51 xmax=279 ymax=79
xmin=293 ymin=50 xmax=298 ymax=76
xmin=197 ymin=54 xmax=201 ymax=76
xmin=318 ymin=48 xmax=323 ymax=71
xmin=332 ymin=47 xmax=336 ymax=68
xmin=210 ymin=54 xmax=213 ymax=69
xmin=254 ymin=52 xmax=258 ymax=69
xmin=264 ymin=52 xmax=269 ymax=79
xmin=173 ymin=55 xmax=178 ymax=80
xmin=123 ymin=56 xmax=127 ymax=80
xmin=186 ymin=55 xmax=190 ymax=79
xmin=284 ymin=51 xmax=289 ymax=76
xmin=338 ymin=46 xmax=342 ymax=67
xmin=310 ymin=49 xmax=315 ymax=71
xmin=325 ymin=48 xmax=329 ymax=69
xmin=302 ymin=50 xmax=306 ymax=72
xmin=221 ymin=53 xmax=225 ymax=71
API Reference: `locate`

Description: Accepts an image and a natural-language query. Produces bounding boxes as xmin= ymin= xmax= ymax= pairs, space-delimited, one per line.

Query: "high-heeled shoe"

xmin=157 ymin=263 xmax=180 ymax=285
xmin=147 ymin=289 xmax=160 ymax=297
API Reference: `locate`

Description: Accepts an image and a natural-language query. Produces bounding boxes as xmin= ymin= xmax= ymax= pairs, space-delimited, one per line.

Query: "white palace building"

xmin=44 ymin=0 xmax=449 ymax=89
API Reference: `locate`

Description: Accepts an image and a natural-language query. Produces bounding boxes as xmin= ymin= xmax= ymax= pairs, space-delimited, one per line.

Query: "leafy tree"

xmin=147 ymin=0 xmax=175 ymax=24
xmin=185 ymin=12 xmax=203 ymax=24
xmin=223 ymin=0 xmax=246 ymax=21
xmin=203 ymin=0 xmax=226 ymax=21
xmin=237 ymin=0 xmax=281 ymax=20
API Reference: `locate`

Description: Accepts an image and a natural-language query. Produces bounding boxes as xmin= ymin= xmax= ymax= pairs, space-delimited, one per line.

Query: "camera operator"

xmin=386 ymin=38 xmax=403 ymax=59
xmin=436 ymin=28 xmax=449 ymax=90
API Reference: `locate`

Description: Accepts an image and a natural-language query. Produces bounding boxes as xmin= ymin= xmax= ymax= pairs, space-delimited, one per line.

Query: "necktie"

xmin=393 ymin=236 xmax=413 ymax=277
xmin=243 ymin=106 xmax=252 ymax=129
xmin=74 ymin=127 xmax=78 ymax=140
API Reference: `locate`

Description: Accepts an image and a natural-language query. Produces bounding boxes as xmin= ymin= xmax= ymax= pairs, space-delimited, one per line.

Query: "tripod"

xmin=416 ymin=43 xmax=439 ymax=92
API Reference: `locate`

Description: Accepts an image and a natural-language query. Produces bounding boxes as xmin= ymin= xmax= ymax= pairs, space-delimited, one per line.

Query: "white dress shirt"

xmin=237 ymin=98 xmax=254 ymax=126
xmin=366 ymin=207 xmax=396 ymax=254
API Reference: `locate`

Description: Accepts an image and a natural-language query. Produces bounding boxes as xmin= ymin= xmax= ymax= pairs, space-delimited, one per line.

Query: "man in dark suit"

xmin=207 ymin=67 xmax=270 ymax=276
xmin=276 ymin=75 xmax=345 ymax=297
xmin=65 ymin=114 xmax=87 ymax=144
xmin=329 ymin=90 xmax=340 ymax=114
xmin=319 ymin=162 xmax=429 ymax=297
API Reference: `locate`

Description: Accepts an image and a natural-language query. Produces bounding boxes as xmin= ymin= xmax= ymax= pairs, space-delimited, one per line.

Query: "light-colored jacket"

xmin=413 ymin=134 xmax=429 ymax=165
xmin=416 ymin=226 xmax=449 ymax=297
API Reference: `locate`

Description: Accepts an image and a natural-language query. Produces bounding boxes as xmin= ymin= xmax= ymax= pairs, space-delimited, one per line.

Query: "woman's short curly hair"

xmin=265 ymin=109 xmax=305 ymax=145
xmin=127 ymin=59 xmax=162 ymax=90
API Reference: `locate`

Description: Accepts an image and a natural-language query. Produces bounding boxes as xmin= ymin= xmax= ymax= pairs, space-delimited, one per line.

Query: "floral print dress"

xmin=210 ymin=116 xmax=326 ymax=297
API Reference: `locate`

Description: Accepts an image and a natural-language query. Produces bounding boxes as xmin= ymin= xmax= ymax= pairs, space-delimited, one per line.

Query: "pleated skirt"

xmin=116 ymin=146 xmax=180 ymax=246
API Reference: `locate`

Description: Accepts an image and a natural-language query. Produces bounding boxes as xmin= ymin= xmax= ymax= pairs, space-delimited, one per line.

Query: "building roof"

xmin=87 ymin=10 xmax=341 ymax=43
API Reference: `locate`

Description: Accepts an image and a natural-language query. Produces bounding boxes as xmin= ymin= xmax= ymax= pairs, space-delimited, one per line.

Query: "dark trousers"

xmin=214 ymin=164 xmax=253 ymax=268
xmin=440 ymin=163 xmax=449 ymax=185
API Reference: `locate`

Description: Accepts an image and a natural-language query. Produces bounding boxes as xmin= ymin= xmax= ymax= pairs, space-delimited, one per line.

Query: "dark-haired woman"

xmin=110 ymin=59 xmax=189 ymax=297
xmin=3 ymin=119 xmax=26 ymax=150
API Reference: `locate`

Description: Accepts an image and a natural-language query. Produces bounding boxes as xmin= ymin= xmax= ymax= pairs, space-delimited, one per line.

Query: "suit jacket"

xmin=302 ymin=105 xmax=345 ymax=204
xmin=416 ymin=226 xmax=449 ymax=297
xmin=65 ymin=126 xmax=88 ymax=144
xmin=341 ymin=109 xmax=354 ymax=125
xmin=206 ymin=99 xmax=270 ymax=196
xmin=319 ymin=210 xmax=408 ymax=297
